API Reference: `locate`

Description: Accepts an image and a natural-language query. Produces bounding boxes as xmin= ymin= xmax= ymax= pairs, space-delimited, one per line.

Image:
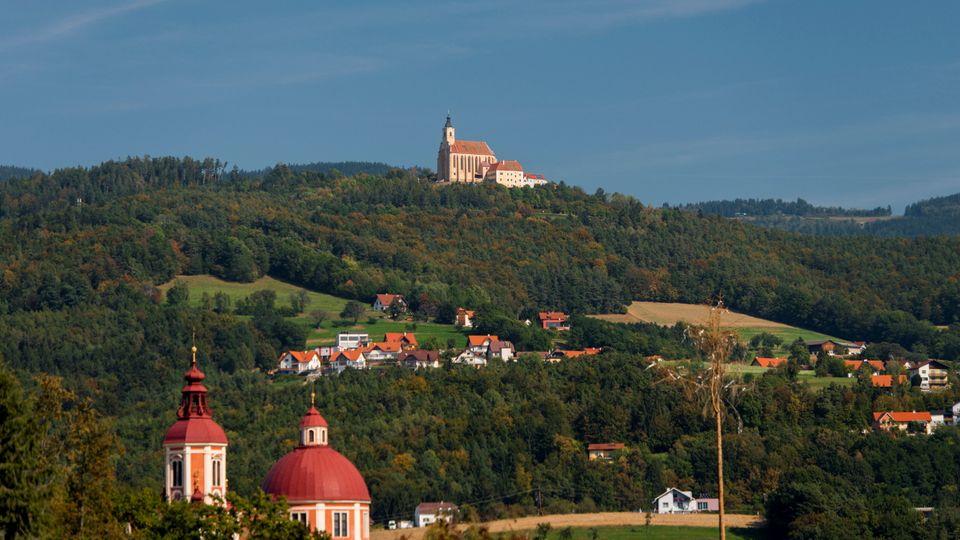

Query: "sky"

xmin=0 ymin=0 xmax=958 ymax=211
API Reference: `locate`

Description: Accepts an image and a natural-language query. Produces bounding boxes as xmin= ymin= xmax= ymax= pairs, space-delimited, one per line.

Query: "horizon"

xmin=1 ymin=1 xmax=958 ymax=212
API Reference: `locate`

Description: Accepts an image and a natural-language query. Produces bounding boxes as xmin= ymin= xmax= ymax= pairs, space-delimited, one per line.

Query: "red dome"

xmin=163 ymin=417 xmax=228 ymax=445
xmin=299 ymin=406 xmax=328 ymax=428
xmin=262 ymin=446 xmax=370 ymax=502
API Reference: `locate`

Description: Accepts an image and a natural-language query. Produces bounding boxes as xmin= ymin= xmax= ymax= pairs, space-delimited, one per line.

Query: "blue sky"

xmin=1 ymin=0 xmax=957 ymax=210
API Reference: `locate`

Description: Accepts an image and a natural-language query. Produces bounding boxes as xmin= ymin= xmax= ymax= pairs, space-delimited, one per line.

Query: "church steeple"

xmin=443 ymin=113 xmax=455 ymax=145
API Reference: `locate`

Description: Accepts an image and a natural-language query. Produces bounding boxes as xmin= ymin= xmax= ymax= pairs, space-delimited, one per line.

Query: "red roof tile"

xmin=588 ymin=443 xmax=625 ymax=451
xmin=450 ymin=140 xmax=495 ymax=156
xmin=873 ymin=411 xmax=931 ymax=422
xmin=753 ymin=357 xmax=788 ymax=368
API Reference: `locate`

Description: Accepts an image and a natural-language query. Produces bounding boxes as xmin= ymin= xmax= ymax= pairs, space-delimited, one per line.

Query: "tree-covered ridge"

xmin=0 ymin=165 xmax=41 ymax=182
xmin=905 ymin=192 xmax=960 ymax=217
xmin=237 ymin=160 xmax=404 ymax=179
xmin=675 ymin=197 xmax=891 ymax=218
xmin=1 ymin=156 xmax=959 ymax=360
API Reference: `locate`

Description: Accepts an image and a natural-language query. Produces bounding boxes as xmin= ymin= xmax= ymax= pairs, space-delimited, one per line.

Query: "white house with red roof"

xmin=538 ymin=312 xmax=570 ymax=331
xmin=483 ymin=160 xmax=525 ymax=187
xmin=873 ymin=411 xmax=935 ymax=434
xmin=455 ymin=308 xmax=476 ymax=328
xmin=373 ymin=294 xmax=406 ymax=312
xmin=163 ymin=347 xmax=228 ymax=505
xmin=415 ymin=502 xmax=459 ymax=528
xmin=360 ymin=342 xmax=402 ymax=364
xmin=262 ymin=395 xmax=371 ymax=538
xmin=588 ymin=443 xmax=624 ymax=461
xmin=384 ymin=332 xmax=418 ymax=349
xmin=908 ymin=360 xmax=951 ymax=392
xmin=330 ymin=350 xmax=367 ymax=373
xmin=278 ymin=350 xmax=323 ymax=374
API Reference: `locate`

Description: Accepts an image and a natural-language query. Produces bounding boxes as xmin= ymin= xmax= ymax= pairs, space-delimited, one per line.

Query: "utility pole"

xmin=536 ymin=484 xmax=543 ymax=516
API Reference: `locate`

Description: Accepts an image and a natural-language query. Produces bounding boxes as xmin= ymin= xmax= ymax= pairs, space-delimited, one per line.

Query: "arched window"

xmin=171 ymin=459 xmax=183 ymax=488
xmin=212 ymin=459 xmax=221 ymax=487
xmin=309 ymin=430 xmax=315 ymax=443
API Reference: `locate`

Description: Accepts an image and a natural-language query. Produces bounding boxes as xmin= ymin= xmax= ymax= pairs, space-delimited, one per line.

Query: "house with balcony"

xmin=908 ymin=360 xmax=951 ymax=392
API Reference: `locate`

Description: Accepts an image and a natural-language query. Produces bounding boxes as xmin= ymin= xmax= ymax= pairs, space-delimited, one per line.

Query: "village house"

xmin=453 ymin=335 xmax=499 ymax=367
xmin=550 ymin=348 xmax=603 ymax=361
xmin=384 ymin=332 xmax=418 ymax=349
xmin=539 ymin=312 xmax=570 ymax=331
xmin=587 ymin=443 xmax=624 ymax=461
xmin=278 ymin=350 xmax=322 ymax=374
xmin=360 ymin=342 xmax=402 ymax=364
xmin=908 ymin=360 xmax=951 ymax=392
xmin=373 ymin=293 xmax=406 ymax=312
xmin=752 ymin=357 xmax=788 ymax=368
xmin=873 ymin=411 xmax=934 ymax=434
xmin=488 ymin=340 xmax=516 ymax=362
xmin=805 ymin=339 xmax=861 ymax=357
xmin=415 ymin=502 xmax=459 ymax=528
xmin=845 ymin=359 xmax=886 ymax=376
xmin=400 ymin=350 xmax=440 ymax=370
xmin=336 ymin=333 xmax=370 ymax=350
xmin=847 ymin=341 xmax=868 ymax=356
xmin=455 ymin=308 xmax=476 ymax=328
xmin=652 ymin=488 xmax=719 ymax=514
xmin=329 ymin=350 xmax=367 ymax=374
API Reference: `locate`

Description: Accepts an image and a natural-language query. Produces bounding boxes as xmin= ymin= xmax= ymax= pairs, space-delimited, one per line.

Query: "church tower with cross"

xmin=162 ymin=345 xmax=229 ymax=504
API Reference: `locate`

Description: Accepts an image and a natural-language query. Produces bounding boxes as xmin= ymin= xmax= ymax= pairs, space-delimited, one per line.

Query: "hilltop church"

xmin=436 ymin=114 xmax=547 ymax=188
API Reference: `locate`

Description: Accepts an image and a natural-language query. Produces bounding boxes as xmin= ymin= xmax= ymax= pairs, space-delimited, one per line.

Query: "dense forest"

xmin=675 ymin=197 xmax=891 ymax=218
xmin=679 ymin=194 xmax=960 ymax=237
xmin=237 ymin=161 xmax=408 ymax=180
xmin=3 ymin=156 xmax=960 ymax=538
xmin=0 ymin=164 xmax=40 ymax=182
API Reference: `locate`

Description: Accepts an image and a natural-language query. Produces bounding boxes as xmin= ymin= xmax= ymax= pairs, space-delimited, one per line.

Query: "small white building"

xmin=373 ymin=294 xmax=406 ymax=312
xmin=336 ymin=333 xmax=370 ymax=350
xmin=652 ymin=487 xmax=719 ymax=514
xmin=488 ymin=340 xmax=516 ymax=362
xmin=330 ymin=350 xmax=367 ymax=373
xmin=415 ymin=502 xmax=458 ymax=528
xmin=278 ymin=350 xmax=322 ymax=374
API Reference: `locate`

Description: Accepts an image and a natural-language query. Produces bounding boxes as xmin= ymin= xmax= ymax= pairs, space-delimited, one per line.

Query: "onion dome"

xmin=262 ymin=396 xmax=370 ymax=502
xmin=163 ymin=346 xmax=228 ymax=445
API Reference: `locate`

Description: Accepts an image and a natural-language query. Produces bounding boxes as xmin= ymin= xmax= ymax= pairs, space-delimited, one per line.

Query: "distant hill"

xmin=675 ymin=197 xmax=890 ymax=218
xmin=679 ymin=194 xmax=960 ymax=237
xmin=0 ymin=165 xmax=40 ymax=182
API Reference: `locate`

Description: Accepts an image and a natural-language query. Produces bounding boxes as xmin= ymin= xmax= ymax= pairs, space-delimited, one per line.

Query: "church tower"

xmin=436 ymin=113 xmax=496 ymax=183
xmin=163 ymin=345 xmax=228 ymax=504
xmin=443 ymin=113 xmax=455 ymax=145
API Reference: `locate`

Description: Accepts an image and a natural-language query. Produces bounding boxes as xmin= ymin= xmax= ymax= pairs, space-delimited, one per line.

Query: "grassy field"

xmin=493 ymin=526 xmax=760 ymax=539
xmin=159 ymin=274 xmax=468 ymax=349
xmin=592 ymin=301 xmax=840 ymax=344
xmin=159 ymin=275 xmax=349 ymax=312
xmin=666 ymin=362 xmax=855 ymax=390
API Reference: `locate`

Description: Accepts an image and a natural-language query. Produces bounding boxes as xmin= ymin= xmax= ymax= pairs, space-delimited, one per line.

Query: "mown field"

xmin=592 ymin=301 xmax=840 ymax=344
xmin=492 ymin=526 xmax=761 ymax=539
xmin=159 ymin=274 xmax=468 ymax=348
xmin=660 ymin=362 xmax=856 ymax=391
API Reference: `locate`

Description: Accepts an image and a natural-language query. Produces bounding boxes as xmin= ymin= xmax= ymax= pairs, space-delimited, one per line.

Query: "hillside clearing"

xmin=158 ymin=274 xmax=349 ymax=312
xmin=592 ymin=302 xmax=839 ymax=343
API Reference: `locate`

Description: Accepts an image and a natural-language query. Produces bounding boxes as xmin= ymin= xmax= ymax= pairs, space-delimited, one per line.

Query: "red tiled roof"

xmin=163 ymin=418 xmax=228 ymax=445
xmin=468 ymin=335 xmax=498 ymax=347
xmin=457 ymin=308 xmax=476 ymax=317
xmin=385 ymin=332 xmax=418 ymax=346
xmin=873 ymin=411 xmax=932 ymax=422
xmin=753 ymin=357 xmax=788 ymax=368
xmin=331 ymin=350 xmax=365 ymax=362
xmin=417 ymin=502 xmax=458 ymax=514
xmin=282 ymin=351 xmax=320 ymax=364
xmin=871 ymin=375 xmax=907 ymax=388
xmin=539 ymin=312 xmax=568 ymax=322
xmin=450 ymin=140 xmax=495 ymax=156
xmin=362 ymin=341 xmax=402 ymax=353
xmin=299 ymin=406 xmax=328 ymax=428
xmin=488 ymin=160 xmax=523 ymax=172
xmin=588 ymin=443 xmax=625 ymax=451
xmin=376 ymin=293 xmax=403 ymax=305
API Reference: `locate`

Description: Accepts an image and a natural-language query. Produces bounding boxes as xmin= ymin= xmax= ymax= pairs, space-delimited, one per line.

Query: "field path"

xmin=592 ymin=302 xmax=791 ymax=329
xmin=370 ymin=512 xmax=762 ymax=540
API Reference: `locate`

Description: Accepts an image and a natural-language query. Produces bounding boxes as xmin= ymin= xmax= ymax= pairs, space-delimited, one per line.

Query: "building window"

xmin=212 ymin=459 xmax=221 ymax=487
xmin=662 ymin=501 xmax=669 ymax=508
xmin=309 ymin=430 xmax=315 ymax=443
xmin=291 ymin=512 xmax=308 ymax=525
xmin=171 ymin=460 xmax=183 ymax=488
xmin=697 ymin=502 xmax=708 ymax=511
xmin=333 ymin=511 xmax=349 ymax=537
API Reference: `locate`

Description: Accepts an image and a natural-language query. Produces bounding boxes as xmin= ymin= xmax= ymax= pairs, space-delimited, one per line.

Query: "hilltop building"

xmin=262 ymin=394 xmax=372 ymax=538
xmin=163 ymin=346 xmax=228 ymax=504
xmin=436 ymin=115 xmax=548 ymax=188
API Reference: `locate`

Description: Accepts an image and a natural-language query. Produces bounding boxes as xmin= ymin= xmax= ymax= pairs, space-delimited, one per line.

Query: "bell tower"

xmin=163 ymin=345 xmax=229 ymax=504
xmin=443 ymin=113 xmax=455 ymax=145
xmin=300 ymin=390 xmax=329 ymax=447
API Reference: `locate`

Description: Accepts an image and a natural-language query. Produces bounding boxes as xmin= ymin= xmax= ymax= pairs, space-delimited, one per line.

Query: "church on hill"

xmin=436 ymin=114 xmax=548 ymax=188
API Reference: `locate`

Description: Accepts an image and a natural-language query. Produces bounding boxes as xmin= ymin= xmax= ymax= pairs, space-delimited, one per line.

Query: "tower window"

xmin=212 ymin=459 xmax=221 ymax=487
xmin=309 ymin=430 xmax=315 ymax=443
xmin=171 ymin=460 xmax=183 ymax=488
xmin=291 ymin=512 xmax=308 ymax=525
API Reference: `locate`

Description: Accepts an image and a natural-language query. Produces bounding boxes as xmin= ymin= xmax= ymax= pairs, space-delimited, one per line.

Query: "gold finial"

xmin=310 ymin=384 xmax=316 ymax=407
xmin=191 ymin=332 xmax=198 ymax=366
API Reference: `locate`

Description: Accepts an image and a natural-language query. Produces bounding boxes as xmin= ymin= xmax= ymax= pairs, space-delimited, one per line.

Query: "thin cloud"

xmin=0 ymin=0 xmax=167 ymax=51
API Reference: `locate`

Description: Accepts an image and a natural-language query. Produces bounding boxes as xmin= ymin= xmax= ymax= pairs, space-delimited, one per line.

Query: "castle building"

xmin=436 ymin=114 xmax=497 ymax=183
xmin=163 ymin=346 xmax=228 ymax=504
xmin=262 ymin=395 xmax=371 ymax=538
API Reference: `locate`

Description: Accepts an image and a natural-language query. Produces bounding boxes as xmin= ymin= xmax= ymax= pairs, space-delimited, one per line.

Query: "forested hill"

xmin=678 ymin=194 xmax=960 ymax=237
xmin=0 ymin=164 xmax=41 ymax=182
xmin=1 ymin=156 xmax=958 ymax=358
xmin=675 ymin=197 xmax=891 ymax=218
xmin=237 ymin=160 xmax=404 ymax=179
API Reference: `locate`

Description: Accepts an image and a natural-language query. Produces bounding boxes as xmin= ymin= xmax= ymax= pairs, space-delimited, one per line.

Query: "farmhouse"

xmin=652 ymin=488 xmax=719 ymax=514
xmin=278 ymin=351 xmax=322 ymax=374
xmin=873 ymin=411 xmax=934 ymax=434
xmin=415 ymin=502 xmax=458 ymax=528
xmin=373 ymin=294 xmax=406 ymax=312
xmin=587 ymin=443 xmax=624 ymax=461
xmin=538 ymin=312 xmax=570 ymax=331
xmin=845 ymin=359 xmax=886 ymax=376
xmin=330 ymin=350 xmax=367 ymax=373
xmin=384 ymin=332 xmax=418 ymax=349
xmin=752 ymin=357 xmax=787 ymax=368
